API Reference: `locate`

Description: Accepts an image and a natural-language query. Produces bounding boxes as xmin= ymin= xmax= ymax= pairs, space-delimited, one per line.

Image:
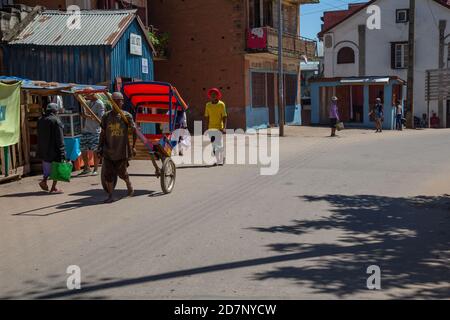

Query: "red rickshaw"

xmin=75 ymin=81 xmax=188 ymax=194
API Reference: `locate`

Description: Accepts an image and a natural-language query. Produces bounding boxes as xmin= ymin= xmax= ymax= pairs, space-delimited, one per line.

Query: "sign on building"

xmin=130 ymin=33 xmax=142 ymax=56
xmin=142 ymin=58 xmax=149 ymax=74
xmin=425 ymin=69 xmax=450 ymax=101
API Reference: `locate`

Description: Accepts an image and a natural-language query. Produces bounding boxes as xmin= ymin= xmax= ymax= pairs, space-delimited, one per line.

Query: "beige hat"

xmin=84 ymin=87 xmax=96 ymax=99
xmin=331 ymin=96 xmax=338 ymax=101
xmin=111 ymin=92 xmax=124 ymax=100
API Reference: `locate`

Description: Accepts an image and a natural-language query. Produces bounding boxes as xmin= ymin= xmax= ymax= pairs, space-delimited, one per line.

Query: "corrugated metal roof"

xmin=9 ymin=10 xmax=136 ymax=46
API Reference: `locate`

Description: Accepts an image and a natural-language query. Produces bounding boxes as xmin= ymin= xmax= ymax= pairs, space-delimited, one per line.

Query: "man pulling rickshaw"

xmin=98 ymin=92 xmax=137 ymax=203
xmin=76 ymin=81 xmax=188 ymax=199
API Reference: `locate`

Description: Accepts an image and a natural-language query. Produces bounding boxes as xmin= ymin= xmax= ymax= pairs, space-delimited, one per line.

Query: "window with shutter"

xmin=285 ymin=74 xmax=297 ymax=106
xmin=282 ymin=3 xmax=297 ymax=35
xmin=337 ymin=47 xmax=355 ymax=64
xmin=391 ymin=42 xmax=408 ymax=69
xmin=252 ymin=72 xmax=267 ymax=108
xmin=396 ymin=9 xmax=409 ymax=23
xmin=249 ymin=0 xmax=261 ymax=28
xmin=263 ymin=0 xmax=273 ymax=27
xmin=447 ymin=43 xmax=450 ymax=67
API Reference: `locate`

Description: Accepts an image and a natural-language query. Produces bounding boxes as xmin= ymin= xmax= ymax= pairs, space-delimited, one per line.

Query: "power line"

xmin=301 ymin=4 xmax=349 ymax=16
xmin=301 ymin=0 xmax=370 ymax=16
xmin=320 ymin=0 xmax=351 ymax=11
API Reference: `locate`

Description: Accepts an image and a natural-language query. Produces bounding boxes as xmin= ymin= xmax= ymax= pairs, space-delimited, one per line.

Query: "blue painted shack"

xmin=3 ymin=9 xmax=155 ymax=90
xmin=309 ymin=76 xmax=406 ymax=130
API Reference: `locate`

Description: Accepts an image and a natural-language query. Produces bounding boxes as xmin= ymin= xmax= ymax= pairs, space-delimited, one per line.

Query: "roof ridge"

xmin=319 ymin=0 xmax=450 ymax=38
xmin=42 ymin=9 xmax=137 ymax=15
xmin=8 ymin=9 xmax=143 ymax=47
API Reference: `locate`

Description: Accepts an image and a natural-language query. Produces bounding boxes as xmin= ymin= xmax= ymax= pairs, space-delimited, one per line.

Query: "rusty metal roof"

xmin=9 ymin=10 xmax=137 ymax=46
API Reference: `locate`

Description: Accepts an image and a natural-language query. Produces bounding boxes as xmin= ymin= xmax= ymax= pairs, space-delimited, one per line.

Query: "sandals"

xmin=49 ymin=189 xmax=64 ymax=194
xmin=39 ymin=181 xmax=49 ymax=192
xmin=78 ymin=169 xmax=92 ymax=176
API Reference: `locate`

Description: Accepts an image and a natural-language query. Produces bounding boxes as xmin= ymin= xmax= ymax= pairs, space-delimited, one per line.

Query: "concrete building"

xmin=317 ymin=0 xmax=450 ymax=127
xmin=148 ymin=0 xmax=319 ymax=130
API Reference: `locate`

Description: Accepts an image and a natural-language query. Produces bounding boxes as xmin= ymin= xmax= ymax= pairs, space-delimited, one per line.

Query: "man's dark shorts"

xmin=103 ymin=158 xmax=129 ymax=183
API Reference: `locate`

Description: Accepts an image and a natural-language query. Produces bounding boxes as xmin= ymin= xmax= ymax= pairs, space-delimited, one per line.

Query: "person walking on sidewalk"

xmin=329 ymin=96 xmax=340 ymax=137
xmin=204 ymin=88 xmax=227 ymax=165
xmin=37 ymin=103 xmax=66 ymax=194
xmin=394 ymin=100 xmax=403 ymax=131
xmin=79 ymin=89 xmax=105 ymax=176
xmin=98 ymin=92 xmax=137 ymax=203
xmin=371 ymin=98 xmax=384 ymax=133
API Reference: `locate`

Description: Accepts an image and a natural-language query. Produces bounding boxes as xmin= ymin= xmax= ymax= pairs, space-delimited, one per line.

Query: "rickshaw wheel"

xmin=101 ymin=162 xmax=117 ymax=192
xmin=160 ymin=157 xmax=176 ymax=194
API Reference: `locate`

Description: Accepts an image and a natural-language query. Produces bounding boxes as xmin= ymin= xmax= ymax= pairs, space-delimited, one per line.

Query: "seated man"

xmin=420 ymin=113 xmax=428 ymax=128
xmin=430 ymin=112 xmax=440 ymax=128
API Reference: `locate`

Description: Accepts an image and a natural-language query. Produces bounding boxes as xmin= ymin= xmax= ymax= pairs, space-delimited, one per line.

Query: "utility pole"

xmin=406 ymin=0 xmax=415 ymax=128
xmin=277 ymin=0 xmax=285 ymax=136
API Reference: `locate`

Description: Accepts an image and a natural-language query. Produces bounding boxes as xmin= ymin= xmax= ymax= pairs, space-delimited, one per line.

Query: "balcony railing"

xmin=246 ymin=27 xmax=317 ymax=60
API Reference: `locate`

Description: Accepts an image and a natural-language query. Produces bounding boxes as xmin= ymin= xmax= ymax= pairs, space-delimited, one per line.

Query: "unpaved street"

xmin=0 ymin=127 xmax=449 ymax=299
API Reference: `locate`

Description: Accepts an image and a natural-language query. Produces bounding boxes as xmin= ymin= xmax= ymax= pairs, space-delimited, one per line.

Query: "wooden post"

xmin=406 ymin=0 xmax=415 ymax=128
xmin=427 ymin=70 xmax=431 ymax=128
xmin=11 ymin=145 xmax=17 ymax=171
xmin=106 ymin=92 xmax=130 ymax=125
xmin=439 ymin=20 xmax=447 ymax=128
xmin=4 ymin=147 xmax=9 ymax=177
xmin=74 ymin=93 xmax=102 ymax=125
xmin=22 ymin=102 xmax=30 ymax=174
xmin=277 ymin=0 xmax=285 ymax=136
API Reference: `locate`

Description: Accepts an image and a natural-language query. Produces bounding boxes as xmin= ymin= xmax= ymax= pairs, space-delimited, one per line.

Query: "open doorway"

xmin=351 ymin=85 xmax=364 ymax=123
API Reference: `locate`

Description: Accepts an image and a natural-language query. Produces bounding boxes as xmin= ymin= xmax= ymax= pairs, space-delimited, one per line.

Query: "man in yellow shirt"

xmin=204 ymin=88 xmax=227 ymax=165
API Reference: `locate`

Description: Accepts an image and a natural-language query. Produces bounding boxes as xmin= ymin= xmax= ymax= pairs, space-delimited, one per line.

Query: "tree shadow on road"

xmin=3 ymin=195 xmax=449 ymax=299
xmin=249 ymin=194 xmax=450 ymax=299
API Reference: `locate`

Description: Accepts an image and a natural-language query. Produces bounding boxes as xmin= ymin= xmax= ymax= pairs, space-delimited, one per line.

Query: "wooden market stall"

xmin=0 ymin=77 xmax=107 ymax=182
xmin=0 ymin=79 xmax=30 ymax=183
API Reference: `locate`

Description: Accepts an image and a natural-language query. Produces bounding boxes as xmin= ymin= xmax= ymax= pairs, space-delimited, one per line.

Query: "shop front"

xmin=310 ymin=76 xmax=406 ymax=130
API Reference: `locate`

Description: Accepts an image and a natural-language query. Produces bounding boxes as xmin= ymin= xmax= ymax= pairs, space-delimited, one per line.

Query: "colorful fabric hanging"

xmin=0 ymin=82 xmax=21 ymax=147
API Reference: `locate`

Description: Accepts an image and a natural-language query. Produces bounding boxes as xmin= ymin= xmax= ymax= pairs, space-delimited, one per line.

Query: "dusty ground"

xmin=0 ymin=126 xmax=449 ymax=299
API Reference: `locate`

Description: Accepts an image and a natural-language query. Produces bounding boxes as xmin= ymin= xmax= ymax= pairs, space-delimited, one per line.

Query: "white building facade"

xmin=321 ymin=0 xmax=450 ymax=127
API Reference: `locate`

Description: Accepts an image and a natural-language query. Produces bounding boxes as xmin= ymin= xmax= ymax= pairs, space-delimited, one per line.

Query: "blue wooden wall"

xmin=3 ymin=45 xmax=111 ymax=85
xmin=2 ymin=19 xmax=154 ymax=87
xmin=110 ymin=19 xmax=154 ymax=83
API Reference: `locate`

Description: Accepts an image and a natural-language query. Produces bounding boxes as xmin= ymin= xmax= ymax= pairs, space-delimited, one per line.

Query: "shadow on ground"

xmin=2 ymin=194 xmax=449 ymax=299
xmin=249 ymin=194 xmax=450 ymax=299
xmin=3 ymin=189 xmax=153 ymax=217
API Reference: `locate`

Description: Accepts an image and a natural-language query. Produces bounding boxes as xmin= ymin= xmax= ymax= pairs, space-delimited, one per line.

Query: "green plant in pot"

xmin=149 ymin=31 xmax=169 ymax=58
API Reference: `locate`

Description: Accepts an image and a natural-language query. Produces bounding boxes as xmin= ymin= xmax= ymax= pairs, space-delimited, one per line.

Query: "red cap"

xmin=207 ymin=87 xmax=222 ymax=100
